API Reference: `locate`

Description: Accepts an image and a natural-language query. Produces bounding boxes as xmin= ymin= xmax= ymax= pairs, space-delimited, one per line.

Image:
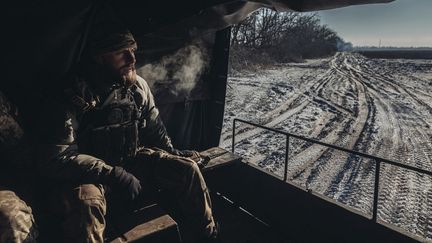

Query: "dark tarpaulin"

xmin=3 ymin=0 xmax=393 ymax=82
xmin=2 ymin=0 xmax=393 ymax=150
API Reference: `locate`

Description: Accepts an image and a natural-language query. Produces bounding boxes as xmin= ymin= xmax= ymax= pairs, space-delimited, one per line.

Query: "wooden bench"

xmin=201 ymin=147 xmax=242 ymax=172
xmin=108 ymin=204 xmax=181 ymax=243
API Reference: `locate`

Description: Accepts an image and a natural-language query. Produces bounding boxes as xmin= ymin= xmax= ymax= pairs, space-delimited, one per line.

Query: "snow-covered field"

xmin=220 ymin=52 xmax=432 ymax=240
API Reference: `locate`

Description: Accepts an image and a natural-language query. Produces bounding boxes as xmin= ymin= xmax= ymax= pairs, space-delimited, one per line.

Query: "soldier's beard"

xmin=120 ymin=67 xmax=137 ymax=86
xmin=97 ymin=62 xmax=137 ymax=86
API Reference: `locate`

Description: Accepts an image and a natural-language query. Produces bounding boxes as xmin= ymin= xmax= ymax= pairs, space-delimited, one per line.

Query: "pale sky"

xmin=318 ymin=0 xmax=432 ymax=47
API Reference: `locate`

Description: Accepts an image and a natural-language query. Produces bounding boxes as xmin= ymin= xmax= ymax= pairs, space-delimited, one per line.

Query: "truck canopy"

xmin=2 ymin=0 xmax=392 ymax=149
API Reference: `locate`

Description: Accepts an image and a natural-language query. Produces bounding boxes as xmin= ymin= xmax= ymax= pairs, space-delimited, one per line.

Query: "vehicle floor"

xmin=211 ymin=191 xmax=290 ymax=243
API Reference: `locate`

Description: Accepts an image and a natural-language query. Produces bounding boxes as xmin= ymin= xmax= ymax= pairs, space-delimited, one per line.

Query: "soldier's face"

xmin=97 ymin=47 xmax=137 ymax=85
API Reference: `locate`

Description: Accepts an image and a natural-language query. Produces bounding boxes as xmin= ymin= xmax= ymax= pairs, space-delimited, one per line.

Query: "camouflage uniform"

xmin=0 ymin=189 xmax=38 ymax=243
xmin=0 ymin=91 xmax=38 ymax=243
xmin=35 ymin=73 xmax=215 ymax=242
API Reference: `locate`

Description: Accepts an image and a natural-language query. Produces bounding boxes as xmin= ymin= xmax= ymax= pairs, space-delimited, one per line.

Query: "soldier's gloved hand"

xmin=106 ymin=166 xmax=142 ymax=202
xmin=172 ymin=149 xmax=210 ymax=169
xmin=172 ymin=149 xmax=196 ymax=157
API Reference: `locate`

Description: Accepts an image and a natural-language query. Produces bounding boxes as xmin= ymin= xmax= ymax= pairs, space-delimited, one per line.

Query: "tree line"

xmin=230 ymin=9 xmax=350 ymax=71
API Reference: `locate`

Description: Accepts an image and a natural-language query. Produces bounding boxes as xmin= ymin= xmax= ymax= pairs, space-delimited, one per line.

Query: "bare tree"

xmin=230 ymin=9 xmax=347 ymax=70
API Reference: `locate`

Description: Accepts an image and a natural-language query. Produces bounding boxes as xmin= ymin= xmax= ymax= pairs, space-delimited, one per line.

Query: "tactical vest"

xmin=75 ymin=85 xmax=144 ymax=165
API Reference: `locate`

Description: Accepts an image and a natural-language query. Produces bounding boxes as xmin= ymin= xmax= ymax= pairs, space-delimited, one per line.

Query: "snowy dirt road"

xmin=220 ymin=52 xmax=432 ymax=240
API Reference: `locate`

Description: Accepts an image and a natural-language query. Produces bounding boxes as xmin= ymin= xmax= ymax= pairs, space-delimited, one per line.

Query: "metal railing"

xmin=232 ymin=118 xmax=432 ymax=222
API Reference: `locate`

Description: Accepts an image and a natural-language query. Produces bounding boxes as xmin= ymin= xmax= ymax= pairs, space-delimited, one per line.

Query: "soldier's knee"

xmin=184 ymin=160 xmax=208 ymax=188
xmin=179 ymin=157 xmax=200 ymax=175
xmin=62 ymin=184 xmax=106 ymax=242
xmin=74 ymin=184 xmax=106 ymax=215
xmin=189 ymin=161 xmax=201 ymax=174
xmin=0 ymin=190 xmax=38 ymax=243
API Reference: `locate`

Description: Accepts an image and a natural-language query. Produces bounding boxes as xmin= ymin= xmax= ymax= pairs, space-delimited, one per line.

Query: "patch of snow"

xmin=221 ymin=52 xmax=432 ymax=240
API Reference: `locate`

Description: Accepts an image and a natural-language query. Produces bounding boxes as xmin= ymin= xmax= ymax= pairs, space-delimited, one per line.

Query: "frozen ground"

xmin=220 ymin=52 xmax=432 ymax=240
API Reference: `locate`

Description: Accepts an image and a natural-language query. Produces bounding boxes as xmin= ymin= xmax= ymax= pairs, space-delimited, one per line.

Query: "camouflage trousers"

xmin=0 ymin=188 xmax=38 ymax=243
xmin=58 ymin=148 xmax=215 ymax=243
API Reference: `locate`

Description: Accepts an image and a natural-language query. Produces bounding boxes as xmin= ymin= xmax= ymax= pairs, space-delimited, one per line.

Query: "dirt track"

xmin=221 ymin=52 xmax=432 ymax=239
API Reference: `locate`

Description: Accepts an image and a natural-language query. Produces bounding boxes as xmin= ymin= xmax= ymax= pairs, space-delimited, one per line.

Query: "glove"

xmin=172 ymin=149 xmax=196 ymax=157
xmin=106 ymin=166 xmax=142 ymax=202
xmin=172 ymin=149 xmax=210 ymax=169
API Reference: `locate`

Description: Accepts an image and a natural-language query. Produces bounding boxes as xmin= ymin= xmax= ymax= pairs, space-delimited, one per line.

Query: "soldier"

xmin=32 ymin=23 xmax=218 ymax=243
xmin=0 ymin=189 xmax=37 ymax=243
xmin=0 ymin=91 xmax=38 ymax=243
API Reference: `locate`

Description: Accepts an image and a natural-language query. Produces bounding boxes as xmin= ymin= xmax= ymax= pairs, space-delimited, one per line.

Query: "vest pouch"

xmin=124 ymin=120 xmax=138 ymax=159
xmin=79 ymin=121 xmax=138 ymax=165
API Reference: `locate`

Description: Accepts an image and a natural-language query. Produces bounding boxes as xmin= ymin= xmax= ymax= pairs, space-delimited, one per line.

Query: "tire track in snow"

xmin=342 ymin=53 xmax=432 ymax=239
xmin=220 ymin=65 xmax=333 ymax=147
xmin=290 ymin=53 xmax=370 ymax=194
xmin=222 ymin=52 xmax=432 ymax=240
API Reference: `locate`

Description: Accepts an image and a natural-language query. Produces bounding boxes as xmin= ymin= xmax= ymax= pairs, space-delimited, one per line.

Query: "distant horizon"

xmin=318 ymin=0 xmax=432 ymax=48
xmin=353 ymin=46 xmax=432 ymax=49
